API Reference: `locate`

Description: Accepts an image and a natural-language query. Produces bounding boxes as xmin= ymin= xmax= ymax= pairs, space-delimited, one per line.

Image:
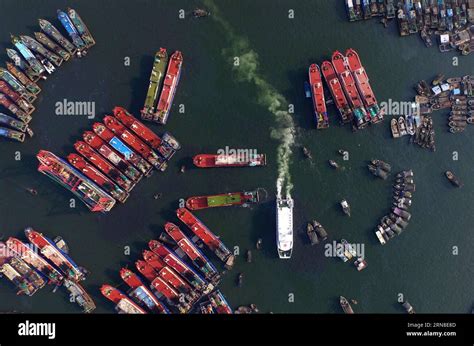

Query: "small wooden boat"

xmin=398 ymin=116 xmax=407 ymax=136
xmin=445 ymin=170 xmax=463 ymax=187
xmin=371 ymin=159 xmax=391 ymax=172
xmin=449 ymin=121 xmax=467 ymax=128
xmin=340 ymin=199 xmax=351 ymax=217
xmin=328 ymin=160 xmax=339 ymax=169
xmin=402 ymin=301 xmax=416 ymax=314
xmin=306 ymin=223 xmax=319 ymax=245
xmin=449 ymin=126 xmax=465 ymax=133
xmin=391 ymin=118 xmax=400 ymax=138
xmin=302 ymin=147 xmax=312 ymax=160
xmin=312 ymin=220 xmax=328 ymax=241
xmin=340 ymin=296 xmax=354 ymax=314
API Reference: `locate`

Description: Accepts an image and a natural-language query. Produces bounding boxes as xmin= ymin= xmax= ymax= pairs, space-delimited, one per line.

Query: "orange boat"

xmin=154 ymin=51 xmax=183 ymax=125
xmin=308 ymin=63 xmax=329 ymax=129
xmin=331 ymin=51 xmax=369 ymax=129
xmin=345 ymin=48 xmax=383 ymax=124
xmin=100 ymin=284 xmax=146 ymax=314
xmin=193 ymin=153 xmax=266 ymax=168
xmin=321 ymin=60 xmax=352 ymax=124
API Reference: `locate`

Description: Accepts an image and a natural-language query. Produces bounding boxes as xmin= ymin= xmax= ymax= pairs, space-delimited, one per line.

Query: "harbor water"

xmin=0 ymin=0 xmax=473 ymax=313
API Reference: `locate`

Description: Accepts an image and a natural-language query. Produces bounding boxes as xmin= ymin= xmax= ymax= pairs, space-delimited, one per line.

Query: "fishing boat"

xmin=340 ymin=296 xmax=355 ymax=314
xmin=398 ymin=116 xmax=408 ymax=136
xmin=402 ymin=301 xmax=415 ymax=314
xmin=64 ymin=279 xmax=96 ymax=313
xmin=92 ymin=122 xmax=153 ymax=176
xmin=57 ymin=10 xmax=87 ymax=51
xmin=6 ymin=237 xmax=64 ymax=285
xmin=113 ymin=106 xmax=178 ymax=159
xmin=208 ymin=290 xmax=233 ymax=314
xmin=0 ymin=127 xmax=25 ymax=143
xmin=0 ymin=245 xmax=38 ymax=296
xmin=36 ymin=150 xmax=116 ymax=212
xmin=10 ymin=35 xmax=45 ymax=76
xmin=276 ymin=195 xmax=294 ymax=259
xmin=148 ymin=240 xmax=210 ymax=291
xmin=313 ymin=220 xmax=328 ymax=240
xmin=5 ymin=62 xmax=41 ymax=95
xmin=193 ymin=8 xmax=211 ymax=17
xmin=83 ymin=131 xmax=143 ymax=183
xmin=154 ymin=51 xmax=183 ymax=124
xmin=103 ymin=116 xmax=167 ymax=171
xmin=321 ymin=60 xmax=352 ymax=123
xmin=25 ymin=228 xmax=87 ymax=282
xmin=163 ymin=222 xmax=219 ymax=281
xmin=5 ymin=48 xmax=41 ymax=82
xmin=120 ymin=268 xmax=169 ymax=314
xmin=176 ymin=207 xmax=235 ymax=268
xmin=354 ymin=257 xmax=368 ymax=271
xmin=186 ymin=190 xmax=260 ymax=210
xmin=445 ymin=170 xmax=463 ymax=187
xmin=74 ymin=141 xmax=135 ymax=192
xmin=308 ymin=63 xmax=329 ymax=129
xmin=38 ymin=19 xmax=77 ymax=55
xmin=0 ymin=67 xmax=36 ymax=103
xmin=0 ymin=81 xmax=35 ymax=114
xmin=193 ymin=153 xmax=266 ymax=168
xmin=67 ymin=153 xmax=129 ymax=203
xmin=19 ymin=35 xmax=63 ymax=67
xmin=100 ymin=285 xmax=146 ymax=314
xmin=141 ymin=48 xmax=168 ymax=120
xmin=345 ymin=48 xmax=383 ymax=123
xmin=341 ymin=199 xmax=351 ymax=216
xmin=332 ymin=51 xmax=369 ymax=128
xmin=329 ymin=160 xmax=339 ymax=169
xmin=67 ymin=8 xmax=96 ymax=47
xmin=7 ymin=253 xmax=47 ymax=290
xmin=0 ymin=94 xmax=31 ymax=123
xmin=34 ymin=32 xmax=71 ymax=61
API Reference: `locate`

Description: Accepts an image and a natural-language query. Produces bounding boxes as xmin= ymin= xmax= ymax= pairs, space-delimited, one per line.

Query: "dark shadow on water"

xmin=248 ymin=199 xmax=277 ymax=260
xmin=286 ymin=68 xmax=313 ymax=131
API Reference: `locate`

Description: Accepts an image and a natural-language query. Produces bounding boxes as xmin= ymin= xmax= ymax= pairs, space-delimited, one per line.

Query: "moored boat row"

xmin=101 ymin=207 xmax=234 ymax=314
xmin=0 ymin=228 xmax=95 ymax=313
xmin=37 ymin=107 xmax=181 ymax=212
xmin=0 ymin=8 xmax=95 ymax=144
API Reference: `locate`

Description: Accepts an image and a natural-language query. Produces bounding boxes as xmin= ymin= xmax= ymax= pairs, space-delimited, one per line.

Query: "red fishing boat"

xmin=74 ymin=141 xmax=134 ymax=192
xmin=154 ymin=51 xmax=183 ymax=124
xmin=67 ymin=153 xmax=129 ymax=203
xmin=0 ymin=81 xmax=35 ymax=114
xmin=113 ymin=106 xmax=176 ymax=159
xmin=103 ymin=116 xmax=167 ymax=171
xmin=83 ymin=131 xmax=142 ymax=183
xmin=148 ymin=240 xmax=211 ymax=293
xmin=151 ymin=277 xmax=181 ymax=302
xmin=37 ymin=150 xmax=116 ymax=213
xmin=119 ymin=268 xmax=169 ymax=314
xmin=164 ymin=222 xmax=220 ymax=281
xmin=6 ymin=237 xmax=64 ymax=285
xmin=100 ymin=284 xmax=147 ymax=314
xmin=25 ymin=228 xmax=86 ymax=282
xmin=92 ymin=122 xmax=153 ymax=176
xmin=345 ymin=48 xmax=383 ymax=123
xmin=177 ymin=208 xmax=235 ymax=269
xmin=308 ymin=64 xmax=329 ymax=129
xmin=135 ymin=259 xmax=158 ymax=282
xmin=193 ymin=153 xmax=266 ymax=168
xmin=143 ymin=249 xmax=194 ymax=295
xmin=0 ymin=93 xmax=31 ymax=123
xmin=321 ymin=60 xmax=352 ymax=124
xmin=185 ymin=190 xmax=259 ymax=210
xmin=332 ymin=51 xmax=369 ymax=129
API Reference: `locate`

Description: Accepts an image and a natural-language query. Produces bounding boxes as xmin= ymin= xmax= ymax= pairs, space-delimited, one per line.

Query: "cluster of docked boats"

xmin=102 ymin=208 xmax=234 ymax=314
xmin=368 ymin=159 xmax=392 ymax=179
xmin=347 ymin=1 xmax=474 ymax=56
xmin=336 ymin=239 xmax=368 ymax=271
xmin=415 ymin=75 xmax=474 ymax=134
xmin=141 ymin=48 xmax=183 ymax=125
xmin=36 ymin=107 xmax=181 ymax=212
xmin=375 ymin=170 xmax=415 ymax=245
xmin=0 ymin=228 xmax=95 ymax=313
xmin=305 ymin=48 xmax=384 ymax=130
xmin=0 ymin=8 xmax=95 ymax=144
